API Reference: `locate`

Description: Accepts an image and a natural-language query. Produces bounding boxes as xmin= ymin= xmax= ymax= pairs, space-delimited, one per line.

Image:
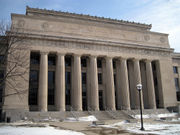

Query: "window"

xmin=173 ymin=66 xmax=178 ymax=74
xmin=48 ymin=71 xmax=55 ymax=105
xmin=98 ymin=73 xmax=102 ymax=84
xmin=82 ymin=73 xmax=86 ymax=84
xmin=65 ymin=72 xmax=71 ymax=84
xmin=174 ymin=78 xmax=180 ymax=91
xmin=29 ymin=70 xmax=39 ymax=83
xmin=81 ymin=58 xmax=87 ymax=67
xmin=152 ymin=62 xmax=156 ymax=71
xmin=0 ymin=70 xmax=4 ymax=102
xmin=0 ymin=55 xmax=5 ymax=64
xmin=113 ymin=60 xmax=116 ymax=69
xmin=65 ymin=57 xmax=71 ymax=67
xmin=30 ymin=52 xmax=40 ymax=65
xmin=48 ymin=55 xmax=56 ymax=66
xmin=114 ymin=74 xmax=116 ymax=86
xmin=97 ymin=59 xmax=102 ymax=68
xmin=29 ymin=70 xmax=39 ymax=105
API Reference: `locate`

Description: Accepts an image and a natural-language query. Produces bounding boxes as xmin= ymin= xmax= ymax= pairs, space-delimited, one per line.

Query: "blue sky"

xmin=0 ymin=0 xmax=180 ymax=52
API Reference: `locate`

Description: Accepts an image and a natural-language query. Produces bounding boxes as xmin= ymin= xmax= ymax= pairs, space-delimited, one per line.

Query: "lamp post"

xmin=136 ymin=84 xmax=145 ymax=131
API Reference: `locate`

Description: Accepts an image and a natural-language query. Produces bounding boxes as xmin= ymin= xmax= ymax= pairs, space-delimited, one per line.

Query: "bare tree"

xmin=0 ymin=20 xmax=29 ymax=100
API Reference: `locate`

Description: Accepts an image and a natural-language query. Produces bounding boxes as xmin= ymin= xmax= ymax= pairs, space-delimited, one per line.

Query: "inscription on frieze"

xmin=31 ymin=39 xmax=170 ymax=57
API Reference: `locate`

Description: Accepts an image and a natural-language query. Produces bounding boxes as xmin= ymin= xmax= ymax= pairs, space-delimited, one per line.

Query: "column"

xmin=145 ymin=60 xmax=156 ymax=109
xmin=55 ymin=53 xmax=65 ymax=111
xmin=105 ymin=57 xmax=116 ymax=110
xmin=38 ymin=52 xmax=48 ymax=111
xmin=119 ymin=58 xmax=131 ymax=110
xmin=72 ymin=54 xmax=82 ymax=111
xmin=133 ymin=59 xmax=143 ymax=109
xmin=90 ymin=55 xmax=99 ymax=110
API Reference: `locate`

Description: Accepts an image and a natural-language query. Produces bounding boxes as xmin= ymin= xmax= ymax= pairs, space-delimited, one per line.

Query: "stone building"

xmin=0 ymin=7 xmax=179 ymax=119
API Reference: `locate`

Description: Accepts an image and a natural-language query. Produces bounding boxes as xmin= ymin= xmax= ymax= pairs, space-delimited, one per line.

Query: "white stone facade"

xmin=0 ymin=7 xmax=178 ymax=115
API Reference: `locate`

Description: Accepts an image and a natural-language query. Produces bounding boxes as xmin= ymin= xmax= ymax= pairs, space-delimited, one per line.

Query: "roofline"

xmin=26 ymin=6 xmax=152 ymax=30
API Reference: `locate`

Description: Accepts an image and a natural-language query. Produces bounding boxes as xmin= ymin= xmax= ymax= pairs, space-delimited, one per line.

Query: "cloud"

xmin=131 ymin=0 xmax=180 ymax=52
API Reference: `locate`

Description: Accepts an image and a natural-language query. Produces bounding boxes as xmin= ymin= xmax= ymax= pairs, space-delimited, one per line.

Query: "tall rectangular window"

xmin=30 ymin=52 xmax=40 ymax=65
xmin=174 ymin=78 xmax=180 ymax=91
xmin=173 ymin=66 xmax=178 ymax=74
xmin=82 ymin=73 xmax=86 ymax=84
xmin=48 ymin=71 xmax=55 ymax=105
xmin=65 ymin=72 xmax=71 ymax=84
xmin=97 ymin=59 xmax=102 ymax=68
xmin=81 ymin=58 xmax=87 ymax=67
xmin=0 ymin=55 xmax=5 ymax=64
xmin=65 ymin=57 xmax=71 ymax=67
xmin=48 ymin=55 xmax=56 ymax=66
xmin=29 ymin=70 xmax=39 ymax=105
xmin=98 ymin=73 xmax=102 ymax=84
xmin=0 ymin=70 xmax=4 ymax=103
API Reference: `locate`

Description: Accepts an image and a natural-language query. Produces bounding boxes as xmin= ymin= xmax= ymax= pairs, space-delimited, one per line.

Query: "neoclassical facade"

xmin=0 ymin=7 xmax=178 ymax=115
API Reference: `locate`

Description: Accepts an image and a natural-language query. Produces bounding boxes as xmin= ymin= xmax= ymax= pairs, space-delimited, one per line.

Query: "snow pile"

xmin=133 ymin=113 xmax=177 ymax=119
xmin=0 ymin=126 xmax=85 ymax=135
xmin=65 ymin=115 xmax=97 ymax=122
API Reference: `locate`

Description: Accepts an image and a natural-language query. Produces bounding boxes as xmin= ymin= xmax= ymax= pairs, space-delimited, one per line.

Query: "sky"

xmin=0 ymin=0 xmax=180 ymax=52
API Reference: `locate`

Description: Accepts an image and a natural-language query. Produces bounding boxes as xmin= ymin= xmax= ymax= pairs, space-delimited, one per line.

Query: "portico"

xmin=1 ymin=7 xmax=177 ymax=116
xmin=30 ymin=51 xmax=158 ymax=111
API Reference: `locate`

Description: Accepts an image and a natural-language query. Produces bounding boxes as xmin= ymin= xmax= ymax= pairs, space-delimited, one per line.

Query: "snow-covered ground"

xmin=0 ymin=126 xmax=85 ymax=135
xmin=97 ymin=120 xmax=180 ymax=135
xmin=125 ymin=122 xmax=180 ymax=135
xmin=64 ymin=115 xmax=97 ymax=122
xmin=133 ymin=113 xmax=178 ymax=119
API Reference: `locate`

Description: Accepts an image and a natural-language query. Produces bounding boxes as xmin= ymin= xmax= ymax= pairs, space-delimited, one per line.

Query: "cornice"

xmin=26 ymin=6 xmax=152 ymax=30
xmin=172 ymin=53 xmax=180 ymax=59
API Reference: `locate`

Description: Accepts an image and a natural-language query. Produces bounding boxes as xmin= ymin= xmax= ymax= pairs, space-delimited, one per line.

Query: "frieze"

xmin=29 ymin=39 xmax=171 ymax=57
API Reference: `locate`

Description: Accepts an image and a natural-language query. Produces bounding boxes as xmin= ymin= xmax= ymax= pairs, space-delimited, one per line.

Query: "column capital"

xmin=90 ymin=55 xmax=98 ymax=59
xmin=145 ymin=59 xmax=153 ymax=63
xmin=132 ymin=58 xmax=141 ymax=62
xmin=105 ymin=56 xmax=114 ymax=60
xmin=119 ymin=57 xmax=128 ymax=61
xmin=56 ymin=52 xmax=65 ymax=56
xmin=40 ymin=51 xmax=48 ymax=55
xmin=73 ymin=53 xmax=82 ymax=57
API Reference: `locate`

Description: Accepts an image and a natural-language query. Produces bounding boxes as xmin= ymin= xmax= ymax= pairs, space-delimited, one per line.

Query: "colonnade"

xmin=37 ymin=52 xmax=157 ymax=111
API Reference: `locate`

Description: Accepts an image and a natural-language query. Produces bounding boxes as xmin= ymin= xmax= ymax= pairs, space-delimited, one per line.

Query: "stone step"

xmin=89 ymin=111 xmax=112 ymax=120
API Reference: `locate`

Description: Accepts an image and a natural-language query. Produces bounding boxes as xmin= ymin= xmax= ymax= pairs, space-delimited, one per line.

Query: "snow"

xmin=133 ymin=113 xmax=178 ymax=119
xmin=65 ymin=115 xmax=97 ymax=122
xmin=0 ymin=126 xmax=85 ymax=135
xmin=98 ymin=120 xmax=128 ymax=128
xmin=125 ymin=123 xmax=180 ymax=135
xmin=94 ymin=120 xmax=180 ymax=135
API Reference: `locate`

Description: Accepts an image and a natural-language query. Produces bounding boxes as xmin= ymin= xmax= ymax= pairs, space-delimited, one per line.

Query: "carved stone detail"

xmin=18 ymin=20 xmax=25 ymax=27
xmin=160 ymin=37 xmax=165 ymax=43
xmin=42 ymin=22 xmax=49 ymax=30
xmin=144 ymin=35 xmax=150 ymax=41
